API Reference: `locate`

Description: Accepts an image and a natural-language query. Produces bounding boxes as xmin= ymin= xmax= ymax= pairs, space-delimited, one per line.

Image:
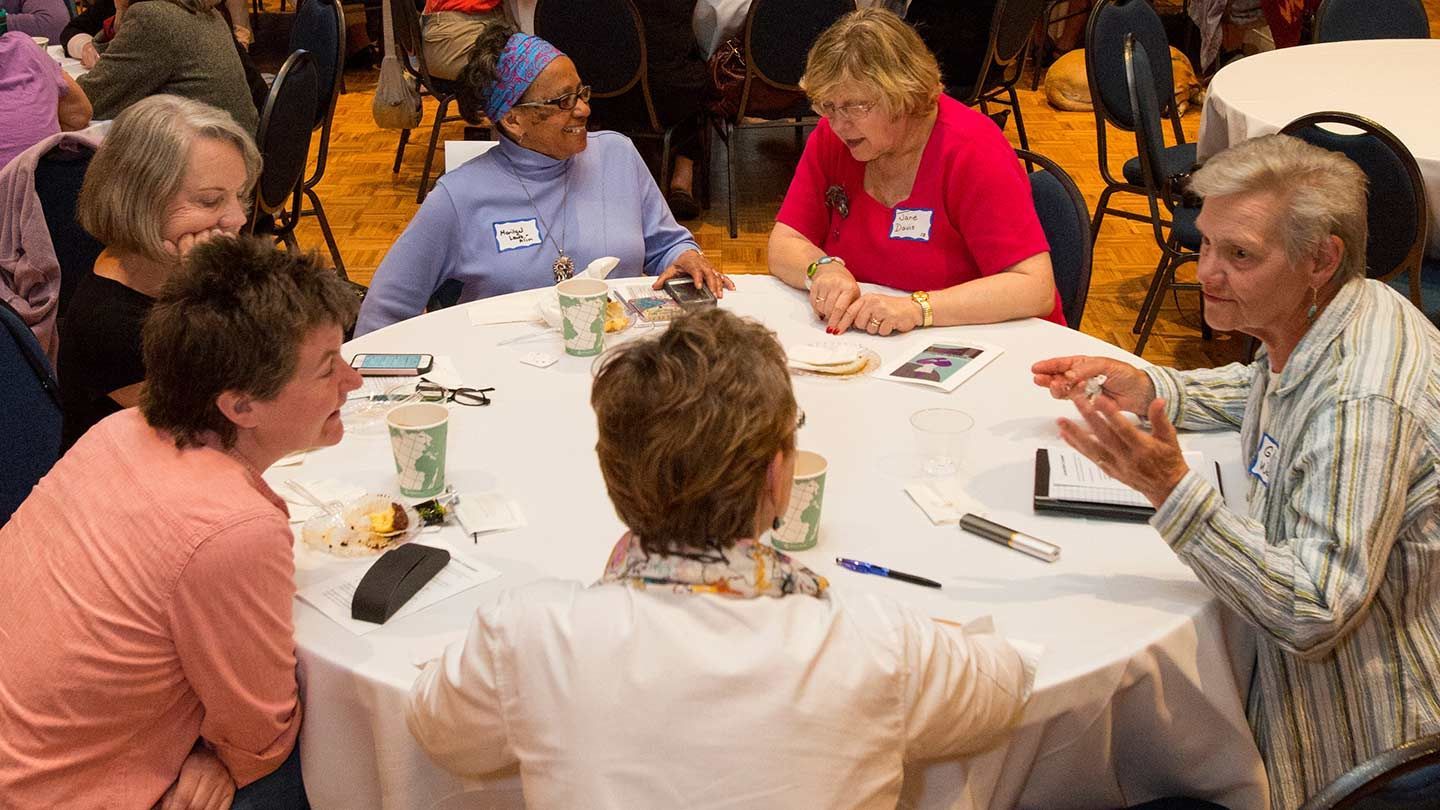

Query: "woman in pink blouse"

xmin=0 ymin=238 xmax=362 ymax=809
xmin=768 ymin=8 xmax=1063 ymax=336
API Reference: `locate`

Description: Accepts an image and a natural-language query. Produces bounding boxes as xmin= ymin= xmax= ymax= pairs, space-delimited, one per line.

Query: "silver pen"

xmin=960 ymin=514 xmax=1061 ymax=563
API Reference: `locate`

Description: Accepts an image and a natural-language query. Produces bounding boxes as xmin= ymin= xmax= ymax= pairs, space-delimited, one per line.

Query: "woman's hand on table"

xmin=163 ymin=229 xmax=233 ymax=262
xmin=810 ymin=263 xmax=862 ymax=330
xmin=1056 ymin=396 xmax=1189 ymax=509
xmin=157 ymin=745 xmax=235 ymax=810
xmin=1031 ymin=355 xmax=1156 ymax=415
xmin=832 ymin=293 xmax=922 ymax=336
xmin=653 ymin=249 xmax=733 ymax=298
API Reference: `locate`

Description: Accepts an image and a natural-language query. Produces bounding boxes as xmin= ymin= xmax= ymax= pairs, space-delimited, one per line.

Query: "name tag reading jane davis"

xmin=890 ymin=208 xmax=934 ymax=241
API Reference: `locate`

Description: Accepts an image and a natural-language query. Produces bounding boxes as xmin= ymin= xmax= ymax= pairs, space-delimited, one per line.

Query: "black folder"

xmin=1033 ymin=448 xmax=1225 ymax=523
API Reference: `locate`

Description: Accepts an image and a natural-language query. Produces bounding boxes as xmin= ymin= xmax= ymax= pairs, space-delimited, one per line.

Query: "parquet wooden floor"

xmin=280 ymin=3 xmax=1440 ymax=371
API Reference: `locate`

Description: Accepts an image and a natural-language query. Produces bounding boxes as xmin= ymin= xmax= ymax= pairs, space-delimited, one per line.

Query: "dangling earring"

xmin=772 ymin=516 xmax=782 ymax=531
xmin=1306 ymin=287 xmax=1318 ymax=321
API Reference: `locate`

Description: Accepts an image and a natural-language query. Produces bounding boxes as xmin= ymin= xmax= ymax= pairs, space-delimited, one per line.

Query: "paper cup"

xmin=771 ymin=451 xmax=827 ymax=551
xmin=556 ymin=278 xmax=609 ymax=357
xmin=386 ymin=402 xmax=449 ymax=498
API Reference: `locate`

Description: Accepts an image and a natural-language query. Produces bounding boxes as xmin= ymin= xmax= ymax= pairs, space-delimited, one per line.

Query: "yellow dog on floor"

xmin=1044 ymin=47 xmax=1205 ymax=115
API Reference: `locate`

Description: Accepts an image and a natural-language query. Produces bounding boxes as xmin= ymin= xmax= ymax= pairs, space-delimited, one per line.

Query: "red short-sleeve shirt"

xmin=776 ymin=94 xmax=1064 ymax=325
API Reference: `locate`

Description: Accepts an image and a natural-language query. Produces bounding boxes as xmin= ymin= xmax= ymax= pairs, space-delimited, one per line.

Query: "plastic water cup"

xmin=910 ymin=408 xmax=973 ymax=477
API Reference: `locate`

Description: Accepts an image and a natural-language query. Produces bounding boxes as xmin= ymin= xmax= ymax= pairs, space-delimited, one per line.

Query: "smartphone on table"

xmin=663 ymin=277 xmax=718 ymax=311
xmin=349 ymin=353 xmax=434 ymax=376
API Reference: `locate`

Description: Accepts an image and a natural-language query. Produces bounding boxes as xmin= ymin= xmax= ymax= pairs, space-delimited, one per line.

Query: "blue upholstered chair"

xmin=289 ymin=0 xmax=349 ymax=278
xmin=1126 ymin=35 xmax=1208 ymax=357
xmin=1279 ymin=112 xmax=1430 ymax=309
xmin=1298 ymin=732 xmax=1440 ymax=810
xmin=1017 ymin=148 xmax=1092 ymax=329
xmin=1313 ymin=0 xmax=1430 ymax=43
xmin=246 ymin=50 xmax=320 ymax=252
xmin=1085 ymin=0 xmax=1198 ymax=240
xmin=0 ymin=299 xmax=62 ymax=527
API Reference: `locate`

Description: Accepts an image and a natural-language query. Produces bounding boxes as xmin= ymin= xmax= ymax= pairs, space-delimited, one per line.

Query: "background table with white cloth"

xmin=1197 ymin=39 xmax=1440 ymax=258
xmin=277 ymin=276 xmax=1268 ymax=810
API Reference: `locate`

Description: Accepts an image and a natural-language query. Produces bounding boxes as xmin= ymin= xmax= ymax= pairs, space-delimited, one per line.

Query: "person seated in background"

xmin=407 ymin=307 xmax=1038 ymax=805
xmin=0 ymin=31 xmax=91 ymax=169
xmin=768 ymin=8 xmax=1062 ymax=336
xmin=0 ymin=0 xmax=68 ymax=43
xmin=355 ymin=24 xmax=729 ymax=336
xmin=61 ymin=94 xmax=256 ymax=451
xmin=0 ymin=237 xmax=362 ymax=809
xmin=76 ymin=0 xmax=259 ymax=134
xmin=418 ymin=0 xmax=508 ymax=80
xmin=627 ymin=0 xmax=706 ymax=219
xmin=60 ymin=0 xmax=268 ymax=112
xmin=1033 ymin=134 xmax=1440 ymax=808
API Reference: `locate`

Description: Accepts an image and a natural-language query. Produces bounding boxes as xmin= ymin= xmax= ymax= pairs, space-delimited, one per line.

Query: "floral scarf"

xmin=598 ymin=533 xmax=828 ymax=599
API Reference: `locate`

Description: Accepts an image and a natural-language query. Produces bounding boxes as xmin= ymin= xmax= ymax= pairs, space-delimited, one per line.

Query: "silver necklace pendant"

xmin=552 ymin=254 xmax=575 ymax=283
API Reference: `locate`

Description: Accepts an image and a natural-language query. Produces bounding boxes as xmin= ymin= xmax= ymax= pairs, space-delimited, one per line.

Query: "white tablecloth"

xmin=279 ymin=276 xmax=1268 ymax=810
xmin=1197 ymin=39 xmax=1440 ymax=258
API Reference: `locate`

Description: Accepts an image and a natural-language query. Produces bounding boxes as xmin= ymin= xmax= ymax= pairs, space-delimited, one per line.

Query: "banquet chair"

xmin=1279 ymin=112 xmax=1430 ymax=308
xmin=1028 ymin=0 xmax=1091 ymax=90
xmin=388 ymin=0 xmax=467 ymax=204
xmin=1126 ymin=35 xmax=1208 ymax=357
xmin=1085 ymin=0 xmax=1197 ymax=241
xmin=246 ymin=50 xmax=320 ymax=251
xmin=710 ymin=0 xmax=856 ymax=238
xmin=1018 ymin=148 xmax=1092 ymax=329
xmin=947 ymin=0 xmax=1047 ymax=151
xmin=32 ymin=143 xmax=102 ymax=324
xmin=905 ymin=0 xmax=996 ymax=105
xmin=289 ymin=0 xmax=349 ymax=279
xmin=533 ymin=0 xmax=697 ymax=196
xmin=0 ymin=297 xmax=62 ymax=528
xmin=1298 ymin=732 xmax=1440 ymax=810
xmin=1313 ymin=0 xmax=1430 ymax=43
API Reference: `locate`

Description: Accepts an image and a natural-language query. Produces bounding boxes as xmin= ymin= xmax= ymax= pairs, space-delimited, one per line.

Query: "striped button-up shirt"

xmin=1145 ymin=278 xmax=1440 ymax=809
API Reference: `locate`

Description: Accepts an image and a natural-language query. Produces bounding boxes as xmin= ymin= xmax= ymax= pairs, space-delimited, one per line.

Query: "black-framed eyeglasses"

xmin=796 ymin=408 xmax=806 ymax=431
xmin=415 ymin=379 xmax=494 ymax=407
xmin=513 ymin=85 xmax=593 ymax=112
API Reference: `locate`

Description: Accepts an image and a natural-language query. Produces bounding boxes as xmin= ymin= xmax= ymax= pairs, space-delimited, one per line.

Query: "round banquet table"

xmin=1197 ymin=39 xmax=1440 ymax=259
xmin=274 ymin=276 xmax=1269 ymax=810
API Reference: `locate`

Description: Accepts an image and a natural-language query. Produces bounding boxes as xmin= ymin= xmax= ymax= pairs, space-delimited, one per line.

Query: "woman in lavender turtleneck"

xmin=355 ymin=24 xmax=731 ymax=337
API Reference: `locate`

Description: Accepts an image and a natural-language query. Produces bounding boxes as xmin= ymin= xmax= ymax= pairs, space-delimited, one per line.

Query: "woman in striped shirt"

xmin=1032 ymin=133 xmax=1440 ymax=808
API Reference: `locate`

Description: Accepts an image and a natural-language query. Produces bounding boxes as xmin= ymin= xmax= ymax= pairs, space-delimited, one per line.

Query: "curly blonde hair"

xmin=591 ymin=308 xmax=797 ymax=555
xmin=800 ymin=8 xmax=941 ymax=118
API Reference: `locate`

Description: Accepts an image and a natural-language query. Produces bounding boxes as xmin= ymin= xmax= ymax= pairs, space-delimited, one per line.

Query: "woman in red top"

xmin=769 ymin=8 xmax=1063 ymax=335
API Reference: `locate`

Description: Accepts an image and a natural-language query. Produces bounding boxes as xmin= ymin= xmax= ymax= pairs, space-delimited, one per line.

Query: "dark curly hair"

xmin=456 ymin=21 xmax=521 ymax=125
xmin=139 ymin=237 xmax=359 ymax=449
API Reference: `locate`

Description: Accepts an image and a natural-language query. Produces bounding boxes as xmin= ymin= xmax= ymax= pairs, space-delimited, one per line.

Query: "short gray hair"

xmin=1189 ymin=133 xmax=1368 ymax=282
xmin=78 ymin=95 xmax=261 ymax=264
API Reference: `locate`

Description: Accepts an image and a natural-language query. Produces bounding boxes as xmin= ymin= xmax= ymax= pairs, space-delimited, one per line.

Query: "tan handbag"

xmin=372 ymin=0 xmax=422 ymax=130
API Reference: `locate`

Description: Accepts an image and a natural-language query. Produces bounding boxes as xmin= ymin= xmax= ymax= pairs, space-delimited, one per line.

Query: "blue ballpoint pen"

xmin=835 ymin=557 xmax=942 ymax=589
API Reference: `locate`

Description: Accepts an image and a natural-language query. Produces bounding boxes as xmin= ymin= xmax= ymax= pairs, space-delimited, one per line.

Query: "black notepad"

xmin=1034 ymin=448 xmax=1225 ymax=523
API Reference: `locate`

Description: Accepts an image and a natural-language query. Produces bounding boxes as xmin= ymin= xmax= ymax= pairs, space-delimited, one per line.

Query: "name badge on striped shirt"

xmin=1250 ymin=432 xmax=1280 ymax=488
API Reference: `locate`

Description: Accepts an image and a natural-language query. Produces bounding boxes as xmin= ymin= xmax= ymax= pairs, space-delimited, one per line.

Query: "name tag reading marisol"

xmin=889 ymin=208 xmax=934 ymax=241
xmin=493 ymin=219 xmax=543 ymax=252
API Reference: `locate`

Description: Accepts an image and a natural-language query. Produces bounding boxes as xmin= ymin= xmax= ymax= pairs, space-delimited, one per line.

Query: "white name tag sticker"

xmin=890 ymin=208 xmax=934 ymax=242
xmin=493 ymin=219 xmax=542 ymax=252
xmin=1249 ymin=432 xmax=1280 ymax=488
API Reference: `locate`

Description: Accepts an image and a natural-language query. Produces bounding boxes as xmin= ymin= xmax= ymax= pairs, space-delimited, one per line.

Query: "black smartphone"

xmin=663 ymin=277 xmax=717 ymax=310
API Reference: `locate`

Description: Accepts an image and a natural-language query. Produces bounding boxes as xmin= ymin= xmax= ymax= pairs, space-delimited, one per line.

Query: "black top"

xmin=57 ymin=273 xmax=154 ymax=452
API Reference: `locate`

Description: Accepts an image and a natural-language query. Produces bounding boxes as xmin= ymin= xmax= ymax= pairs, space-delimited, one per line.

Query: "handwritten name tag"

xmin=1249 ymin=432 xmax=1279 ymax=488
xmin=890 ymin=208 xmax=933 ymax=241
xmin=493 ymin=219 xmax=542 ymax=252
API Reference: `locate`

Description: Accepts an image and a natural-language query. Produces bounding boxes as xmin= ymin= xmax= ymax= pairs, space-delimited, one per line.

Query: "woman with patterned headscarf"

xmin=356 ymin=24 xmax=731 ymax=337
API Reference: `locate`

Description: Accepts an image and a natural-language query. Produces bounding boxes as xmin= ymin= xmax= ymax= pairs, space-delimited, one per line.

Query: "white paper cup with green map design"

xmin=556 ymin=278 xmax=609 ymax=357
xmin=770 ymin=451 xmax=827 ymax=551
xmin=386 ymin=402 xmax=449 ymax=498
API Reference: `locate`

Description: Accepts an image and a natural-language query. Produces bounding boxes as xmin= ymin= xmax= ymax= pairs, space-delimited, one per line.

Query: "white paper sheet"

xmin=297 ymin=549 xmax=501 ymax=636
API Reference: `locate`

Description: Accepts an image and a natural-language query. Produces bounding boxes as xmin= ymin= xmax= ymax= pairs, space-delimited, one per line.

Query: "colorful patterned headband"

xmin=484 ymin=33 xmax=564 ymax=124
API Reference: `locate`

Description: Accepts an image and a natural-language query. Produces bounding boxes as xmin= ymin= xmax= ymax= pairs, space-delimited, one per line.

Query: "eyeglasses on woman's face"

xmin=513 ymin=85 xmax=593 ymax=113
xmin=811 ymin=99 xmax=877 ymax=122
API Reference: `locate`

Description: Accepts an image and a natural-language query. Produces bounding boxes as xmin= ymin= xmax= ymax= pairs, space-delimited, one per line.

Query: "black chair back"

xmin=1087 ymin=0 xmax=1175 ymax=131
xmin=535 ymin=0 xmax=645 ymax=99
xmin=1019 ymin=148 xmax=1092 ymax=328
xmin=905 ymin=0 xmax=995 ymax=94
xmin=1280 ymin=112 xmax=1429 ymax=285
xmin=252 ymin=50 xmax=319 ymax=218
xmin=0 ymin=297 xmax=62 ymax=527
xmin=1124 ymin=36 xmax=1169 ymax=204
xmin=1314 ymin=0 xmax=1430 ymax=43
xmin=290 ymin=0 xmax=344 ymax=132
xmin=969 ymin=0 xmax=1047 ymax=99
xmin=744 ymin=0 xmax=854 ymax=91
xmin=33 ymin=144 xmax=102 ymax=321
xmin=390 ymin=0 xmax=448 ymax=93
xmin=1298 ymin=733 xmax=1440 ymax=810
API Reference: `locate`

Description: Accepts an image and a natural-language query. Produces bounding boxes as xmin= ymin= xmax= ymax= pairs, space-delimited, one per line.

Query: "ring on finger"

xmin=869 ymin=317 xmax=883 ymax=328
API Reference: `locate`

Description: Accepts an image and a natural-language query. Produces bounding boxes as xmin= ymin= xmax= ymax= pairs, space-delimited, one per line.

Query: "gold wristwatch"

xmin=911 ymin=290 xmax=933 ymax=327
